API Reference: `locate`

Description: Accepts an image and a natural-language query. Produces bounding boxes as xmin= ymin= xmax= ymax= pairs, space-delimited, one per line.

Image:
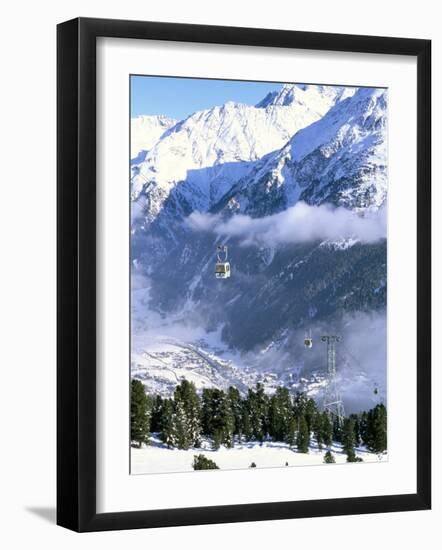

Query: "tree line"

xmin=131 ymin=378 xmax=387 ymax=462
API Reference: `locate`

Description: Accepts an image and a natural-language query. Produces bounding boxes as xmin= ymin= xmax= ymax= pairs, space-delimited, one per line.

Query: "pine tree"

xmin=174 ymin=399 xmax=191 ymax=450
xmin=293 ymin=392 xmax=308 ymax=418
xmin=241 ymin=404 xmax=253 ymax=441
xmin=312 ymin=411 xmax=324 ymax=450
xmin=201 ymin=388 xmax=216 ymax=437
xmin=342 ymin=417 xmax=356 ymax=453
xmin=255 ymin=382 xmax=269 ymax=441
xmin=130 ymin=379 xmax=150 ymax=447
xmin=342 ymin=417 xmax=362 ymax=462
xmin=159 ymin=398 xmax=175 ymax=447
xmin=268 ymin=394 xmax=279 ymax=440
xmin=324 ymin=450 xmax=336 ymax=463
xmin=304 ymin=398 xmax=318 ymax=434
xmin=321 ymin=411 xmax=333 ymax=447
xmin=352 ymin=414 xmax=362 ymax=446
xmin=269 ymin=386 xmax=292 ymax=442
xmin=373 ymin=403 xmax=387 ymax=453
xmin=228 ymin=386 xmax=243 ymax=440
xmin=346 ymin=448 xmax=363 ymax=462
xmin=213 ymin=428 xmax=223 ymax=450
xmin=149 ymin=394 xmax=163 ymax=433
xmin=247 ymin=383 xmax=269 ymax=443
xmin=286 ymin=416 xmax=297 ymax=448
xmin=202 ymin=388 xmax=234 ymax=449
xmin=333 ymin=416 xmax=343 ymax=442
xmin=213 ymin=390 xmax=235 ymax=448
xmin=192 ymin=454 xmax=219 ymax=470
xmin=365 ymin=404 xmax=387 ymax=453
xmin=296 ymin=415 xmax=309 ymax=453
xmin=359 ymin=411 xmax=369 ymax=445
xmin=174 ymin=379 xmax=201 ymax=447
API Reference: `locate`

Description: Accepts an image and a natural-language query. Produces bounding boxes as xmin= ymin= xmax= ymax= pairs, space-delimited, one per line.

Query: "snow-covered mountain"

xmin=131 ymin=114 xmax=177 ymax=162
xmin=130 ymin=83 xmax=388 ymax=410
xmin=256 ymin=83 xmax=354 ymax=109
xmin=217 ymin=88 xmax=387 ymax=218
xmin=131 ymin=84 xmax=355 ymax=231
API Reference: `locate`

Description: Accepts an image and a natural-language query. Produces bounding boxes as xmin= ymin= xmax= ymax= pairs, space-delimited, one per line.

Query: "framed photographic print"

xmin=57 ymin=17 xmax=431 ymax=531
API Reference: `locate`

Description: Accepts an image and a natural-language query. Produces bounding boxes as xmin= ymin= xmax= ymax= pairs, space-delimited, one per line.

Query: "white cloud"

xmin=187 ymin=202 xmax=386 ymax=247
xmin=187 ymin=211 xmax=222 ymax=232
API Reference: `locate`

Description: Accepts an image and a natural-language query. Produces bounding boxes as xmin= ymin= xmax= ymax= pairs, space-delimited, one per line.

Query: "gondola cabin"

xmin=215 ymin=262 xmax=231 ymax=279
xmin=215 ymin=244 xmax=231 ymax=279
xmin=304 ymin=337 xmax=313 ymax=349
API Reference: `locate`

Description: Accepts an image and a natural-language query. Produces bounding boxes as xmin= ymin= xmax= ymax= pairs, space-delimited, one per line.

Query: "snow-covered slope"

xmin=131 ymin=114 xmax=177 ymax=161
xmin=132 ymin=436 xmax=385 ymax=474
xmin=131 ymin=84 xmax=355 ymax=228
xmin=218 ymin=87 xmax=387 ymax=217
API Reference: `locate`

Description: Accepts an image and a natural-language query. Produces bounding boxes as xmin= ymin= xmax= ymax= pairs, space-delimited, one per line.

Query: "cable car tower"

xmin=321 ymin=335 xmax=345 ymax=426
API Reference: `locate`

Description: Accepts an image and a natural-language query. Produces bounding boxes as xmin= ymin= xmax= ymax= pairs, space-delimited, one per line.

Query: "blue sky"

xmin=130 ymin=75 xmax=283 ymax=120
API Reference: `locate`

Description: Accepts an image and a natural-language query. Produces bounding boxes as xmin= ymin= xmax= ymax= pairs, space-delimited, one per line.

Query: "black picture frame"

xmin=57 ymin=17 xmax=431 ymax=532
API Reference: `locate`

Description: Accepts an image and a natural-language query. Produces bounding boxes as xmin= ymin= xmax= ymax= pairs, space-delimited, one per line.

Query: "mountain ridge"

xmin=130 ymin=84 xmax=357 ymax=233
xmin=214 ymin=87 xmax=387 ymax=219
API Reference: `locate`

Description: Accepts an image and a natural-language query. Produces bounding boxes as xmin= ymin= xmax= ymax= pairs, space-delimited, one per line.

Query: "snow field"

xmin=131 ymin=435 xmax=386 ymax=475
